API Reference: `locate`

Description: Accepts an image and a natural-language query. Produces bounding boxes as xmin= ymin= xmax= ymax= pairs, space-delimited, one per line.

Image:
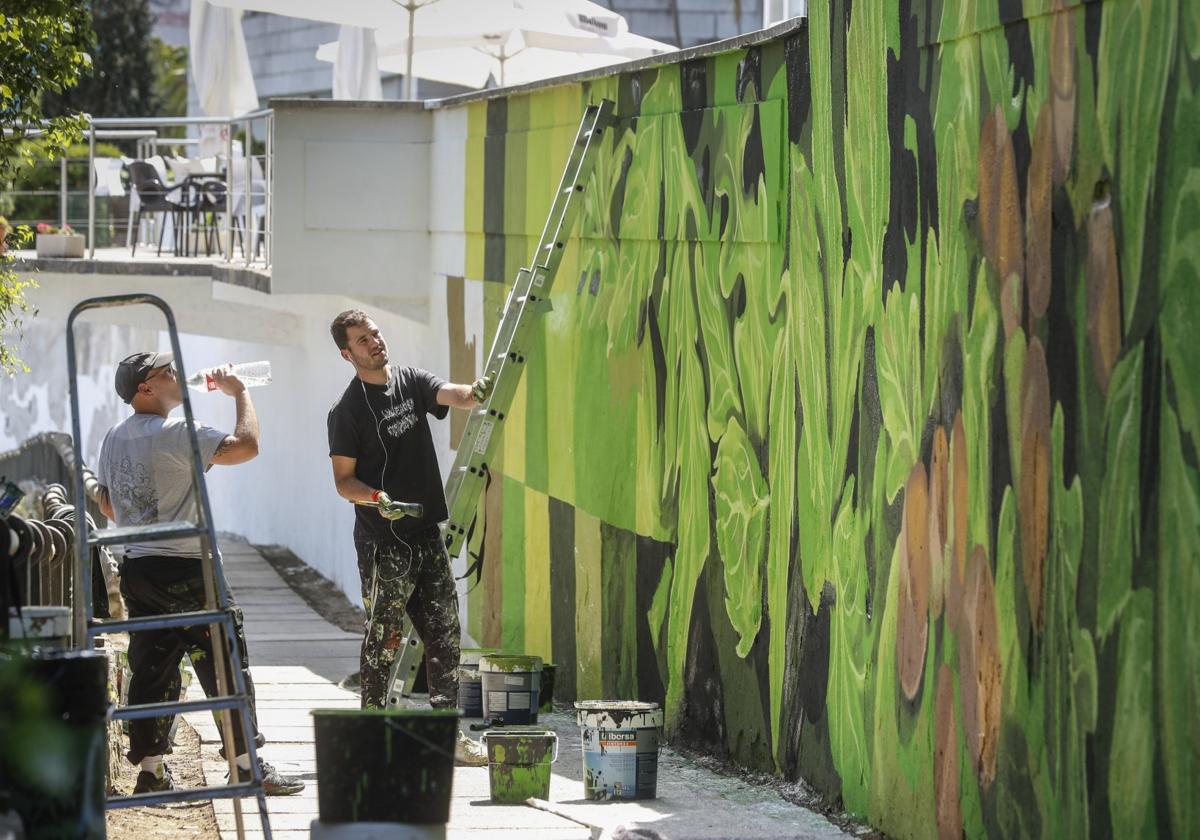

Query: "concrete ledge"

xmin=269 ymin=97 xmax=426 ymax=113
xmin=16 ymin=255 xmax=211 ymax=277
xmin=211 ymin=263 xmax=271 ymax=294
xmin=15 ymin=253 xmax=271 ymax=294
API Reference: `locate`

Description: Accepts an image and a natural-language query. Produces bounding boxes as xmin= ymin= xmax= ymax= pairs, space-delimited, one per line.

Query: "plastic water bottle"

xmin=186 ymin=360 xmax=272 ymax=392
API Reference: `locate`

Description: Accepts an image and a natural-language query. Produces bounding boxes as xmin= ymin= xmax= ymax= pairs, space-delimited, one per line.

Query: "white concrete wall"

xmin=271 ymin=102 xmax=434 ymax=311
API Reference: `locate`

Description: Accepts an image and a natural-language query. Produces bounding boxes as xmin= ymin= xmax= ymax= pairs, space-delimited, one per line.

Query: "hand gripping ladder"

xmin=67 ymin=294 xmax=271 ymax=839
xmin=383 ymin=98 xmax=615 ymax=706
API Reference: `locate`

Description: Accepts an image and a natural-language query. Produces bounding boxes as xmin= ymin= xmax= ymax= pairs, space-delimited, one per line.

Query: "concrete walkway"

xmin=183 ymin=538 xmax=852 ymax=840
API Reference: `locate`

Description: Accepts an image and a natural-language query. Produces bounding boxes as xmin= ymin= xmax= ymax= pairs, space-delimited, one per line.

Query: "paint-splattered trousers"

xmin=354 ymin=525 xmax=461 ymax=709
xmin=120 ymin=556 xmax=261 ymax=764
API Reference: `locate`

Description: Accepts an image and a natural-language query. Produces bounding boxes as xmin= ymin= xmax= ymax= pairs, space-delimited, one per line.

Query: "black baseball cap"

xmin=115 ymin=351 xmax=175 ymax=403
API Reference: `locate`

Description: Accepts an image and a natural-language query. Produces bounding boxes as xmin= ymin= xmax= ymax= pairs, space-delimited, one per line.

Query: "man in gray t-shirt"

xmin=96 ymin=351 xmax=301 ymax=797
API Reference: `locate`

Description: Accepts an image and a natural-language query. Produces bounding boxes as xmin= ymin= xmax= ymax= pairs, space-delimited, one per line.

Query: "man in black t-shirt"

xmin=326 ymin=309 xmax=491 ymax=763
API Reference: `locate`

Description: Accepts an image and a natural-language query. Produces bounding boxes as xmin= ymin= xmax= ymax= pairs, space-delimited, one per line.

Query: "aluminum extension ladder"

xmin=384 ymin=98 xmax=615 ymax=705
xmin=67 ymin=294 xmax=271 ymax=839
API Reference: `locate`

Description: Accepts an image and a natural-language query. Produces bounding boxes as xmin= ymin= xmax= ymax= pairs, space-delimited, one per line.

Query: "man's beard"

xmin=352 ymin=348 xmax=388 ymax=370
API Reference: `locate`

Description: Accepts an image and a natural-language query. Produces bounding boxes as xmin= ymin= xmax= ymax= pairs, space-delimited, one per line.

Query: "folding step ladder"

xmin=384 ymin=98 xmax=615 ymax=705
xmin=67 ymin=293 xmax=271 ymax=839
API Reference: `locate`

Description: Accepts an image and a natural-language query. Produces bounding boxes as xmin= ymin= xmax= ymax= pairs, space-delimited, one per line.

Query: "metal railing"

xmin=10 ymin=112 xmax=274 ymax=268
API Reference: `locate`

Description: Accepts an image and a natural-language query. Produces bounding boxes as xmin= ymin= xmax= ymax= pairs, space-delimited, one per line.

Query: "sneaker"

xmin=231 ymin=758 xmax=305 ymax=796
xmin=455 ymin=731 xmax=488 ymax=767
xmin=133 ymin=764 xmax=174 ymax=794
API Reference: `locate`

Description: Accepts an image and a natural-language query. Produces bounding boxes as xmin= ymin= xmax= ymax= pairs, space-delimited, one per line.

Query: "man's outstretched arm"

xmin=436 ymin=375 xmax=492 ymax=409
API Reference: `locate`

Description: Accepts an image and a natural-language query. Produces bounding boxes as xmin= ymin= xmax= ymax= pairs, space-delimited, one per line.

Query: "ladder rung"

xmin=108 ymin=782 xmax=261 ymax=810
xmin=91 ymin=520 xmax=206 ymax=546
xmin=89 ymin=608 xmax=230 ymax=636
xmin=112 ymin=695 xmax=248 ymax=721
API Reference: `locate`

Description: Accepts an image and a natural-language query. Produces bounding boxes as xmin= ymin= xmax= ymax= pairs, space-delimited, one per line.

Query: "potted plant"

xmin=34 ymin=222 xmax=85 ymax=258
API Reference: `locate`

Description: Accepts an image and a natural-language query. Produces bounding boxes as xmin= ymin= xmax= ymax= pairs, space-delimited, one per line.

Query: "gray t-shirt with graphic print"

xmin=97 ymin=413 xmax=228 ymax=558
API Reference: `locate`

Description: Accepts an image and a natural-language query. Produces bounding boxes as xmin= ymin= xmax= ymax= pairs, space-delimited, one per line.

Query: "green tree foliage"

xmin=43 ymin=0 xmax=159 ymax=119
xmin=0 ymin=0 xmax=93 ymax=374
xmin=150 ymin=36 xmax=187 ymax=118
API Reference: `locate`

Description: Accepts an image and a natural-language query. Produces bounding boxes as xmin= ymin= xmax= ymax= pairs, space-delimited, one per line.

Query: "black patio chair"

xmin=125 ymin=161 xmax=193 ymax=257
xmin=192 ymin=177 xmax=246 ymax=259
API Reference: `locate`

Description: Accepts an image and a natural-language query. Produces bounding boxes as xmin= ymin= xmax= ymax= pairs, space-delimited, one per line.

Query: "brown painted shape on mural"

xmin=1026 ymin=105 xmax=1054 ymax=323
xmin=978 ymin=105 xmax=1025 ymax=288
xmin=446 ymin=276 xmax=477 ymax=447
xmin=959 ymin=545 xmax=1001 ymax=789
xmin=899 ymin=462 xmax=930 ymax=701
xmin=1086 ymin=197 xmax=1123 ymax=396
xmin=934 ymin=664 xmax=962 ymax=840
xmin=929 ymin=426 xmax=949 ymax=620
xmin=1001 ymin=272 xmax=1025 ymax=339
xmin=1050 ymin=7 xmax=1077 ymax=187
xmin=1020 ymin=337 xmax=1051 ymax=632
xmin=947 ymin=411 xmax=969 ymax=633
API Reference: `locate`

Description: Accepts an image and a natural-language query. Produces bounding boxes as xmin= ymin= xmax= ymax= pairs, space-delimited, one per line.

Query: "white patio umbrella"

xmin=206 ymin=0 xmax=672 ymax=97
xmin=332 ymin=25 xmax=383 ymax=100
xmin=189 ymin=0 xmax=259 ymax=117
xmin=317 ymin=0 xmax=673 ymax=89
xmin=205 ymin=0 xmax=447 ymax=98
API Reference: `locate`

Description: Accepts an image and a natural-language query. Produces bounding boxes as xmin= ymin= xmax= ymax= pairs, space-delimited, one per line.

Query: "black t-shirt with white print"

xmin=327 ymin=365 xmax=449 ymax=540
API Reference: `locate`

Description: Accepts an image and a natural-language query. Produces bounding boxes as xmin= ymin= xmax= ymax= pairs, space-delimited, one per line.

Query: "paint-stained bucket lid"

xmin=479 ymin=654 xmax=543 ymax=673
xmin=460 ymin=647 xmax=502 ymax=668
xmin=574 ymin=700 xmax=663 ymax=730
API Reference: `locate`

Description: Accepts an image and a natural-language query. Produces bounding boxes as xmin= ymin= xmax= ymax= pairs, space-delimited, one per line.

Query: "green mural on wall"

xmin=460 ymin=0 xmax=1200 ymax=836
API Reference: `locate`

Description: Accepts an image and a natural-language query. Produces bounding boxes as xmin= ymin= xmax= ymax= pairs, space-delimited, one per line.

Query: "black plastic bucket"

xmin=312 ymin=708 xmax=458 ymax=824
xmin=0 ymin=650 xmax=109 ymax=838
xmin=457 ymin=647 xmax=501 ymax=717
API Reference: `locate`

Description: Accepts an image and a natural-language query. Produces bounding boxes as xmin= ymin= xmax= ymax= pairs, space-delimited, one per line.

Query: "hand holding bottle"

xmin=186 ymin=361 xmax=272 ymax=393
xmin=209 ymin=364 xmax=245 ymax=396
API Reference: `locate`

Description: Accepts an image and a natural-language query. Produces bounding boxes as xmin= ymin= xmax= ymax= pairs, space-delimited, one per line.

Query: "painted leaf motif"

xmin=827 ymin=480 xmax=870 ymax=814
xmin=1157 ymin=405 xmax=1200 ymax=838
xmin=1097 ymin=0 xmax=1178 ymax=329
xmin=994 ymin=486 xmax=1025 ymax=709
xmin=1107 ymin=589 xmax=1157 ymax=837
xmin=791 ymin=162 xmax=835 ymax=610
xmin=696 ymin=241 xmax=744 ymax=440
xmin=963 ymin=263 xmax=999 ymax=555
xmin=1096 ymin=346 xmax=1143 ymax=639
xmin=766 ymin=319 xmax=796 ymax=762
xmin=713 ymin=416 xmax=769 ymax=658
xmin=1160 ymin=170 xmax=1200 ymax=449
xmin=877 ymin=284 xmax=921 ymax=503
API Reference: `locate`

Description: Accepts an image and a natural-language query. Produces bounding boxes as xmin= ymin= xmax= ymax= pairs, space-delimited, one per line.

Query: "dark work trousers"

xmin=120 ymin=555 xmax=260 ymax=764
xmin=354 ymin=525 xmax=461 ymax=709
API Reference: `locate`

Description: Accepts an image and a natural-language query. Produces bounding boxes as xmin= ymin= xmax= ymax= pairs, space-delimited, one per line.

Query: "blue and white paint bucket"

xmin=457 ymin=647 xmax=500 ymax=717
xmin=480 ymin=654 xmax=542 ymax=725
xmin=575 ymin=701 xmax=663 ymax=800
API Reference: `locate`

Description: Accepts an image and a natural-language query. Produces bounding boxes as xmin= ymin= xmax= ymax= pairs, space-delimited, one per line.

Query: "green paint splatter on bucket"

xmin=482 ymin=729 xmax=557 ymax=804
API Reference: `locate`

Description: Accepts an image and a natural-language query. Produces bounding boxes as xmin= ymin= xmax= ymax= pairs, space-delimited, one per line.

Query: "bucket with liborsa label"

xmin=479 ymin=654 xmax=542 ymax=725
xmin=575 ymin=700 xmax=663 ymax=800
